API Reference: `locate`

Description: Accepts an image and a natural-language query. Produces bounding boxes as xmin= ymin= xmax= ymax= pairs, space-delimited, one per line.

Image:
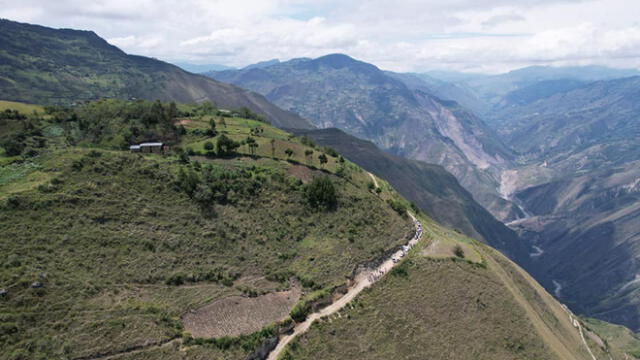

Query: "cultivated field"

xmin=183 ymin=283 xmax=300 ymax=338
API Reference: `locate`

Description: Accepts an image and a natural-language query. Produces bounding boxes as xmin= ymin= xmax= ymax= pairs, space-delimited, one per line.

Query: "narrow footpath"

xmin=266 ymin=214 xmax=423 ymax=360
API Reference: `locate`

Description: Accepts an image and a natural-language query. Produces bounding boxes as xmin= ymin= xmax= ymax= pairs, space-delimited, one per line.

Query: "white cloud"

xmin=1 ymin=0 xmax=640 ymax=73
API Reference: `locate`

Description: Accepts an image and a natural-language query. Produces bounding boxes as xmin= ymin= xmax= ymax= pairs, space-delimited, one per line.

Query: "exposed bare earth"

xmin=182 ymin=284 xmax=301 ymax=338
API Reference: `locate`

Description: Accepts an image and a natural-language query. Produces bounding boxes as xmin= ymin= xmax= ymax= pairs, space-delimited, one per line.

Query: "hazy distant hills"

xmin=207 ymin=54 xmax=520 ymax=219
xmin=173 ymin=62 xmax=236 ymax=73
xmin=496 ymin=76 xmax=640 ymax=161
xmin=422 ymin=65 xmax=640 ymax=119
xmin=0 ymin=19 xmax=314 ymax=129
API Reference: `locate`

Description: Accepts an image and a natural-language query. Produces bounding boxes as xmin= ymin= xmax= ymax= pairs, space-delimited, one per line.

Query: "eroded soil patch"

xmin=182 ymin=285 xmax=301 ymax=338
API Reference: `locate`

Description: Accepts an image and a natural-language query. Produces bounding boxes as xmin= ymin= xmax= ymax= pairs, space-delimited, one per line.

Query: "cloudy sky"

xmin=2 ymin=0 xmax=640 ymax=73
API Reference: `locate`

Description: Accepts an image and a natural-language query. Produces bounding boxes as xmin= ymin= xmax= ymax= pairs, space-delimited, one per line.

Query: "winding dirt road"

xmin=266 ymin=214 xmax=423 ymax=360
xmin=368 ymin=171 xmax=380 ymax=188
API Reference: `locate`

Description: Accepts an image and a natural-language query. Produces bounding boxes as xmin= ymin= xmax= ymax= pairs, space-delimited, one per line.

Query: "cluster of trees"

xmin=1 ymin=116 xmax=46 ymax=157
xmin=236 ymin=106 xmax=268 ymax=123
xmin=175 ymin=163 xmax=264 ymax=208
xmin=0 ymin=109 xmax=27 ymax=121
xmin=39 ymin=99 xmax=182 ymax=149
xmin=216 ymin=134 xmax=241 ymax=156
xmin=304 ymin=176 xmax=338 ymax=210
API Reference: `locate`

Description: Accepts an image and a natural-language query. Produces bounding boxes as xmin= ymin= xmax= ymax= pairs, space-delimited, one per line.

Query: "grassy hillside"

xmin=279 ymin=219 xmax=619 ymax=360
xmin=1 ymin=100 xmax=633 ymax=360
xmin=0 ymin=19 xmax=313 ymax=129
xmin=0 ymin=100 xmax=412 ymax=360
xmin=291 ymin=128 xmax=531 ymax=265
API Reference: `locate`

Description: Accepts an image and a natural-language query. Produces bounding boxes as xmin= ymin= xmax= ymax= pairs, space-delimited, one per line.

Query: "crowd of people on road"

xmin=367 ymin=218 xmax=423 ymax=283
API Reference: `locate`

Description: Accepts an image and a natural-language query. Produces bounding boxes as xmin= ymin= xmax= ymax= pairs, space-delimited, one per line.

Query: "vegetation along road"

xmin=266 ymin=214 xmax=423 ymax=360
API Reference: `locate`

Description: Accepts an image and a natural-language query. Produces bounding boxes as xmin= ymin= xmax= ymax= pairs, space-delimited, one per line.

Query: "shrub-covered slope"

xmin=0 ymin=100 xmax=411 ymax=359
xmin=291 ymin=128 xmax=530 ymax=265
xmin=0 ymin=100 xmax=633 ymax=360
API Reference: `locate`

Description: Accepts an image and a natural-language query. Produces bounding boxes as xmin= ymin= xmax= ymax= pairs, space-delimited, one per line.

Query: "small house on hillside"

xmin=130 ymin=142 xmax=165 ymax=154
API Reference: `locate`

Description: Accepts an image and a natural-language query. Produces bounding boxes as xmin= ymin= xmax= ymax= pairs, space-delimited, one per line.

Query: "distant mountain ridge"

xmin=0 ymin=19 xmax=314 ymax=129
xmin=208 ymin=53 xmax=520 ymax=219
xmin=173 ymin=62 xmax=236 ymax=73
xmin=420 ymin=65 xmax=640 ymax=121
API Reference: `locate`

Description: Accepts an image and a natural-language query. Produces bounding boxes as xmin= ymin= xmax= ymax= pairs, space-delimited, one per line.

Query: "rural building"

xmin=130 ymin=142 xmax=165 ymax=154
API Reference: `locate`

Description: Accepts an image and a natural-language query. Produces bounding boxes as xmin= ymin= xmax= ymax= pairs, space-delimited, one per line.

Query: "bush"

xmin=290 ymin=302 xmax=311 ymax=323
xmin=204 ymin=141 xmax=214 ymax=151
xmin=2 ymin=137 xmax=25 ymax=156
xmin=391 ymin=260 xmax=411 ymax=278
xmin=300 ymin=135 xmax=315 ymax=148
xmin=323 ymin=147 xmax=339 ymax=157
xmin=304 ymin=176 xmax=337 ymax=210
xmin=388 ymin=199 xmax=408 ymax=217
xmin=217 ymin=134 xmax=240 ymax=156
xmin=454 ymin=245 xmax=465 ymax=258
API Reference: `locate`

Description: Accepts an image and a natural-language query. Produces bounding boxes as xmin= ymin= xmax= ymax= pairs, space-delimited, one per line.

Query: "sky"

xmin=2 ymin=0 xmax=640 ymax=73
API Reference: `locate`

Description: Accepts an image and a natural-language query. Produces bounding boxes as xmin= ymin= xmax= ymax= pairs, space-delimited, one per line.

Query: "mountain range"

xmin=207 ymin=54 xmax=522 ymax=220
xmin=2 ymin=17 xmax=640 ymax=359
xmin=0 ymin=19 xmax=313 ymax=129
xmin=477 ymin=75 xmax=640 ymax=331
xmin=208 ymin=53 xmax=640 ymax=332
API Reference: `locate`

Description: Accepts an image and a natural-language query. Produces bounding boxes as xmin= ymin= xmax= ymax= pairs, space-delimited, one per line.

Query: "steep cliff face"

xmin=485 ymin=76 xmax=640 ymax=331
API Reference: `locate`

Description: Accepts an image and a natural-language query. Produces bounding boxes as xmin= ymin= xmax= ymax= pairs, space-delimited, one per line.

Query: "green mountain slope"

xmin=291 ymin=128 xmax=530 ymax=265
xmin=279 ymin=220 xmax=621 ymax=360
xmin=0 ymin=19 xmax=313 ymax=129
xmin=0 ymin=99 xmax=411 ymax=359
xmin=2 ymin=99 xmax=634 ymax=359
xmin=207 ymin=54 xmax=519 ymax=220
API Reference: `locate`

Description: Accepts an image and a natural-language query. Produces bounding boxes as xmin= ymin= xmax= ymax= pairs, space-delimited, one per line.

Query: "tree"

xmin=454 ymin=245 xmax=465 ymax=258
xmin=305 ymin=176 xmax=337 ymax=210
xmin=318 ymin=153 xmax=328 ymax=168
xmin=176 ymin=167 xmax=200 ymax=197
xmin=216 ymin=134 xmax=239 ymax=156
xmin=304 ymin=149 xmax=313 ymax=162
xmin=219 ymin=116 xmax=226 ymax=128
xmin=300 ymin=135 xmax=315 ymax=148
xmin=285 ymin=148 xmax=294 ymax=158
xmin=270 ymin=139 xmax=276 ymax=158
xmin=167 ymin=102 xmax=178 ymax=121
xmin=2 ymin=136 xmax=25 ymax=156
xmin=324 ymin=147 xmax=339 ymax=157
xmin=245 ymin=137 xmax=257 ymax=156
xmin=204 ymin=141 xmax=214 ymax=151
